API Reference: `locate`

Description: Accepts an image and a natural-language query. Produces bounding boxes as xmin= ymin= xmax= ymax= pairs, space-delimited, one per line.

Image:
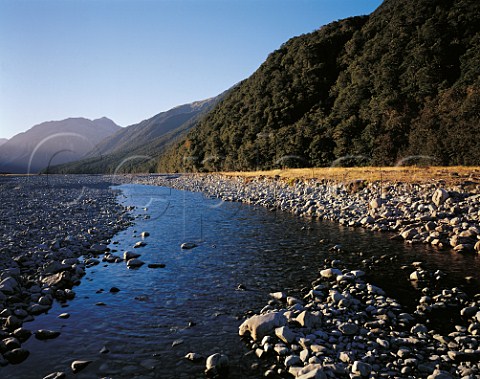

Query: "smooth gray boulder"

xmin=239 ymin=311 xmax=287 ymax=341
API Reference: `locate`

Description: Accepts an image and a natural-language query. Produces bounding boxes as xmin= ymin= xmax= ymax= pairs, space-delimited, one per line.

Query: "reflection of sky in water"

xmin=5 ymin=184 xmax=480 ymax=379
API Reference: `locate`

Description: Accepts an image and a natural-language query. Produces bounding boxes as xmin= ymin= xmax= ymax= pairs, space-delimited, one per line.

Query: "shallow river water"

xmin=3 ymin=183 xmax=480 ymax=378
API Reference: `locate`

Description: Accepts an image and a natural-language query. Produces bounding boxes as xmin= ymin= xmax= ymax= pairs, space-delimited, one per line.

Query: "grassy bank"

xmin=221 ymin=166 xmax=480 ymax=186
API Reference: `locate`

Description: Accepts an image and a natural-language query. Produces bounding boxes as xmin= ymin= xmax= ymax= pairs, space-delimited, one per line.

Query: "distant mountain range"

xmin=0 ymin=139 xmax=7 ymax=147
xmin=0 ymin=117 xmax=120 ymax=173
xmin=47 ymin=92 xmax=227 ymax=174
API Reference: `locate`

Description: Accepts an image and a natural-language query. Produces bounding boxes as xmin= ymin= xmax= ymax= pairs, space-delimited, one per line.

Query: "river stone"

xmin=352 ymin=361 xmax=372 ymax=377
xmin=461 ymin=306 xmax=478 ymax=318
xmin=185 ymin=352 xmax=204 ymax=362
xmin=0 ymin=337 xmax=20 ymax=352
xmin=4 ymin=348 xmax=29 ymax=364
xmin=35 ymin=329 xmax=61 ymax=340
xmin=181 ymin=242 xmax=197 ymax=249
xmin=270 ymin=291 xmax=287 ymax=300
xmin=0 ymin=276 xmax=19 ymax=294
xmin=295 ymin=310 xmax=322 ymax=329
xmin=205 ymin=353 xmax=229 ymax=377
xmin=41 ymin=272 xmax=73 ymax=288
xmin=338 ymin=322 xmax=359 ymax=335
xmin=432 ymin=188 xmax=449 ymax=207
xmin=71 ymin=360 xmax=92 ymax=373
xmin=134 ymin=241 xmax=146 ymax=248
xmin=320 ymin=268 xmax=342 ymax=279
xmin=148 ymin=263 xmax=166 ymax=268
xmin=124 ymin=251 xmax=141 ymax=260
xmin=370 ymin=198 xmax=384 ymax=209
xmin=474 ymin=240 xmax=480 ymax=253
xmin=13 ymin=328 xmax=32 ymax=342
xmin=126 ymin=258 xmax=145 ymax=268
xmin=90 ymin=243 xmax=108 ymax=253
xmin=239 ymin=312 xmax=287 ymax=341
xmin=275 ymin=325 xmax=297 ymax=344
xmin=42 ymin=372 xmax=66 ymax=379
xmin=43 ymin=261 xmax=70 ymax=275
xmin=296 ymin=363 xmax=327 ymax=379
xmin=427 ymin=368 xmax=454 ymax=379
xmin=5 ymin=315 xmax=22 ymax=330
xmin=285 ymin=354 xmax=302 ymax=368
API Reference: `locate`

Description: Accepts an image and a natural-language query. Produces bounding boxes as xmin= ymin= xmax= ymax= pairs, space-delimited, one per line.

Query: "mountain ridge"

xmin=47 ymin=92 xmax=228 ymax=174
xmin=0 ymin=117 xmax=121 ymax=173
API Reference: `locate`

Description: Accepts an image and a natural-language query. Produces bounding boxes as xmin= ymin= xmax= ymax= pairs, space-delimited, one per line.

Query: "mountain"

xmin=0 ymin=117 xmax=121 ymax=173
xmin=0 ymin=139 xmax=7 ymax=147
xmin=48 ymin=92 xmax=227 ymax=174
xmin=157 ymin=0 xmax=480 ymax=172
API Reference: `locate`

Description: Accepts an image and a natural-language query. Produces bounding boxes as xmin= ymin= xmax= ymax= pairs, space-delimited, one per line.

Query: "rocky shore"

xmin=2 ymin=172 xmax=479 ymax=378
xmin=0 ymin=175 xmax=132 ymax=368
xmin=236 ymin=258 xmax=480 ymax=379
xmin=134 ymin=174 xmax=480 ymax=255
xmin=130 ymin=173 xmax=480 ymax=378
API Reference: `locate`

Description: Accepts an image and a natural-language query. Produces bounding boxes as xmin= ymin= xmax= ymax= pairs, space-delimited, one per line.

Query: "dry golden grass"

xmin=221 ymin=166 xmax=480 ymax=186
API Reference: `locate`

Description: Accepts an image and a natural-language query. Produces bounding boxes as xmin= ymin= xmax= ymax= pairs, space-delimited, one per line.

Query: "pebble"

xmin=71 ymin=360 xmax=92 ymax=373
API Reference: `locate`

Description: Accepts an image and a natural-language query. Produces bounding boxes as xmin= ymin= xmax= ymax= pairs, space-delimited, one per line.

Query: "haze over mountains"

xmin=0 ymin=118 xmax=120 ymax=173
xmin=48 ymin=93 xmax=226 ymax=174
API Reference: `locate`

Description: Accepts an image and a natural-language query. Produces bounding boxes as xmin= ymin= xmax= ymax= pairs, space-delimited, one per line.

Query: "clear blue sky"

xmin=0 ymin=0 xmax=382 ymax=139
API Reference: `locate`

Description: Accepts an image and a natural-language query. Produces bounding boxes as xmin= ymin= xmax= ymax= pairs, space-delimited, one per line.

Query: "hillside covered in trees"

xmin=157 ymin=0 xmax=480 ymax=172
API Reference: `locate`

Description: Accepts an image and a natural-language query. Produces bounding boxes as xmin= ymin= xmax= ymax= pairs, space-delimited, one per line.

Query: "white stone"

xmin=238 ymin=312 xmax=287 ymax=341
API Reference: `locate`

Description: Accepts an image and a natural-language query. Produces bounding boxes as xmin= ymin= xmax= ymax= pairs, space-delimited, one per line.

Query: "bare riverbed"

xmin=1 ymin=174 xmax=479 ymax=378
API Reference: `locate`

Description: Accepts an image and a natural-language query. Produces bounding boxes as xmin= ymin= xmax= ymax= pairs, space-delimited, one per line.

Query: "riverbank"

xmin=0 ymin=175 xmax=132 ymax=367
xmin=132 ymin=172 xmax=480 ymax=254
xmin=129 ymin=172 xmax=480 ymax=378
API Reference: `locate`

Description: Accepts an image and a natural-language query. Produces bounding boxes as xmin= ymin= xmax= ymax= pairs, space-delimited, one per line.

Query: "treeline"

xmin=157 ymin=0 xmax=480 ymax=172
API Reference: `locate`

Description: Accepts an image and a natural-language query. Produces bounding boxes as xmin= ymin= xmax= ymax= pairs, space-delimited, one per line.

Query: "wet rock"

xmin=35 ymin=329 xmax=61 ymax=340
xmin=181 ymin=242 xmax=198 ymax=249
xmin=90 ymin=243 xmax=109 ymax=253
xmin=205 ymin=353 xmax=229 ymax=378
xmin=185 ymin=352 xmax=204 ymax=362
xmin=42 ymin=372 xmax=66 ymax=379
xmin=13 ymin=328 xmax=32 ymax=342
xmin=71 ymin=360 xmax=92 ymax=373
xmin=148 ymin=263 xmax=166 ymax=269
xmin=4 ymin=348 xmax=29 ymax=364
xmin=0 ymin=337 xmax=21 ymax=352
xmin=126 ymin=258 xmax=145 ymax=268
xmin=124 ymin=251 xmax=141 ymax=260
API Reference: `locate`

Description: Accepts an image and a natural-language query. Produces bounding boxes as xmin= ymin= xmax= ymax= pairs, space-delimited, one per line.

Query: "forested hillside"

xmin=158 ymin=0 xmax=480 ymax=172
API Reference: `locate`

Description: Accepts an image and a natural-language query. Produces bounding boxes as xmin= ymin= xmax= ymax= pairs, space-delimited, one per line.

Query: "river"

xmin=3 ymin=183 xmax=480 ymax=378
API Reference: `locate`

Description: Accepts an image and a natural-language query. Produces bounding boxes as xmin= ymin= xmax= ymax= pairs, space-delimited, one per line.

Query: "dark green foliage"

xmin=158 ymin=0 xmax=480 ymax=171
